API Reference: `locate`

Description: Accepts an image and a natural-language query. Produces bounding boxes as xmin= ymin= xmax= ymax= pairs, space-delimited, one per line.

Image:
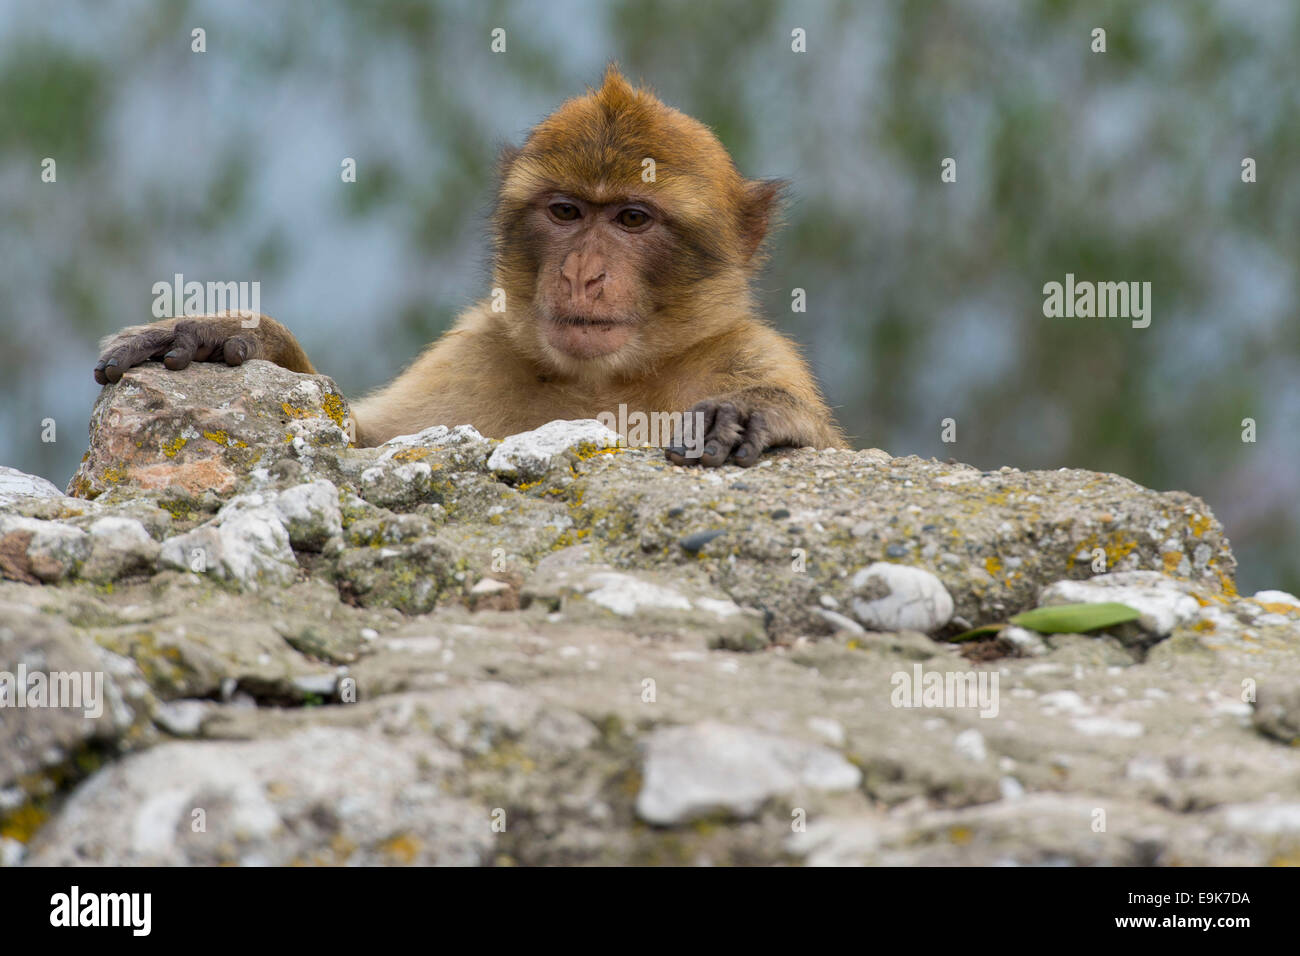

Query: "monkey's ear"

xmin=739 ymin=178 xmax=786 ymax=262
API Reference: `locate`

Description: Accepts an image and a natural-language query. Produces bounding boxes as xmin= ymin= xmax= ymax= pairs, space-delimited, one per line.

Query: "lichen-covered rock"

xmin=67 ymin=360 xmax=350 ymax=500
xmin=0 ymin=361 xmax=1294 ymax=866
xmin=158 ymin=497 xmax=298 ymax=591
xmin=335 ymin=537 xmax=455 ymax=614
xmin=487 ymin=418 xmax=621 ymax=480
xmin=81 ymin=516 xmax=160 ymax=582
xmin=0 ymin=602 xmax=156 ymax=847
xmin=0 ymin=515 xmax=89 ymax=583
xmin=522 ymin=550 xmax=767 ymax=649
xmin=26 ymin=727 xmax=488 ymax=866
xmin=379 ymin=424 xmax=489 ymax=459
xmin=262 ymin=480 xmax=342 ymax=552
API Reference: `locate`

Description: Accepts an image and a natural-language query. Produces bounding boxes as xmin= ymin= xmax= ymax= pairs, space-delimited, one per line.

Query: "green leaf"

xmin=949 ymin=624 xmax=1004 ymax=643
xmin=1009 ymin=602 xmax=1140 ymax=634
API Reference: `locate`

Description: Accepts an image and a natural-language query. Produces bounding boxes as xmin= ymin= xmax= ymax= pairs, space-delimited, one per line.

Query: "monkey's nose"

xmin=583 ymin=273 xmax=606 ymax=299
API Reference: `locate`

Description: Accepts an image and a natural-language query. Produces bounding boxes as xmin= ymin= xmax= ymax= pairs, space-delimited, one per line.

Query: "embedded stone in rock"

xmin=158 ymin=496 xmax=298 ymax=590
xmin=358 ymin=460 xmax=440 ymax=511
xmin=68 ymin=360 xmax=351 ymax=500
xmin=583 ymin=571 xmax=694 ymax=616
xmin=379 ymin=424 xmax=486 ymax=454
xmin=0 ymin=515 xmax=89 ymax=584
xmin=0 ymin=466 xmax=64 ymax=507
xmin=849 ymin=562 xmax=955 ymax=633
xmin=486 ymin=419 xmax=622 ymax=480
xmin=521 ymin=561 xmax=766 ymax=648
xmin=635 ymin=721 xmax=862 ymax=825
xmin=335 ymin=537 xmax=454 ymax=614
xmin=999 ymin=624 xmax=1047 ymax=657
xmin=269 ymin=479 xmax=342 ymax=551
xmin=82 ymin=516 xmax=160 ymax=582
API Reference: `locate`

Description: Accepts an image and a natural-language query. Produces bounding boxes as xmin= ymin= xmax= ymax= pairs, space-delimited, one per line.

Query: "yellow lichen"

xmin=322 ymin=393 xmax=346 ymax=428
xmin=161 ymin=436 xmax=188 ymax=458
xmin=380 ymin=833 xmax=422 ymax=864
xmin=390 ymin=447 xmax=431 ymax=463
xmin=200 ymin=429 xmax=246 ymax=448
xmin=1067 ymin=532 xmax=1138 ymax=572
xmin=1259 ymin=602 xmax=1300 ymax=616
xmin=573 ymin=442 xmax=624 ymax=462
xmin=0 ymin=802 xmax=48 ymax=843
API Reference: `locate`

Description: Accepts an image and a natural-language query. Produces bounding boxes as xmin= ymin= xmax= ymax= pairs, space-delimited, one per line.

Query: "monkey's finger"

xmin=94 ymin=328 xmax=177 ymax=384
xmin=687 ymin=400 xmax=720 ymax=442
xmin=699 ymin=406 xmax=744 ymax=467
xmin=665 ymin=446 xmax=701 ymax=467
xmin=192 ymin=343 xmax=216 ymax=363
xmin=95 ymin=358 xmax=122 ymax=385
xmin=222 ymin=334 xmax=257 ymax=366
xmin=729 ymin=410 xmax=768 ymax=468
xmin=163 ymin=322 xmax=201 ymax=371
xmin=671 ymin=402 xmax=707 ymax=451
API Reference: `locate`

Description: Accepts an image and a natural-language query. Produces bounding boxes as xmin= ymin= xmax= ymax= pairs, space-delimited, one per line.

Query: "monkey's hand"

xmin=664 ymin=387 xmax=838 ymax=468
xmin=93 ymin=313 xmax=316 ymax=385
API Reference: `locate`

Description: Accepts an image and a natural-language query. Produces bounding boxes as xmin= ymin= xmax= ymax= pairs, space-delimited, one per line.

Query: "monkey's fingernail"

xmin=665 ymin=445 xmax=685 ymax=456
xmin=106 ymin=359 xmax=118 ymax=367
xmin=704 ymin=443 xmax=719 ymax=457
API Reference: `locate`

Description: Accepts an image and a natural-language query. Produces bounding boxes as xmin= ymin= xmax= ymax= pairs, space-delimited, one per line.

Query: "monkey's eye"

xmin=616 ymin=208 xmax=650 ymax=229
xmin=548 ymin=202 xmax=581 ymax=222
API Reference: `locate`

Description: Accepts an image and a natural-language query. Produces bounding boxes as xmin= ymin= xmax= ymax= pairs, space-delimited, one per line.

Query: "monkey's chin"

xmin=542 ymin=316 xmax=634 ymax=359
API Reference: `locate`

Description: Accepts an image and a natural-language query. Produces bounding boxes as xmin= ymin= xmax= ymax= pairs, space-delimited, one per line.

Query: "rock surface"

xmin=1 ymin=360 xmax=1297 ymax=866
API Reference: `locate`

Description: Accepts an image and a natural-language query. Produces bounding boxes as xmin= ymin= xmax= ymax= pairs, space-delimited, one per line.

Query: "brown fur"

xmin=94 ymin=67 xmax=847 ymax=466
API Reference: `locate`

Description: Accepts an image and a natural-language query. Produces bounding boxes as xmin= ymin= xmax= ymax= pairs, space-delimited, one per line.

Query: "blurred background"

xmin=0 ymin=0 xmax=1295 ymax=593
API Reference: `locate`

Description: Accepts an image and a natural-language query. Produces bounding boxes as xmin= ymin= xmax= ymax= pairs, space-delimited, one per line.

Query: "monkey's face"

xmin=493 ymin=66 xmax=782 ymax=376
xmin=529 ymin=192 xmax=664 ymax=361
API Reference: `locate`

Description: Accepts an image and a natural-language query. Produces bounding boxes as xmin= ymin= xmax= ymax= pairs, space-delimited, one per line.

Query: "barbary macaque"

xmin=93 ymin=66 xmax=846 ymax=467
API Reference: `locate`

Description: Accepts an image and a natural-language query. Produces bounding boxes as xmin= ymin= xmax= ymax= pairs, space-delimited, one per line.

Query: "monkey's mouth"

xmin=543 ymin=314 xmax=634 ymax=359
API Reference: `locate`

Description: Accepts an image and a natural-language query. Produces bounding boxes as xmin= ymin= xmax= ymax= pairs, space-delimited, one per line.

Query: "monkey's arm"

xmin=93 ymin=313 xmax=317 ymax=384
xmin=349 ymin=306 xmax=541 ymax=446
xmin=666 ymin=324 xmax=846 ymax=468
